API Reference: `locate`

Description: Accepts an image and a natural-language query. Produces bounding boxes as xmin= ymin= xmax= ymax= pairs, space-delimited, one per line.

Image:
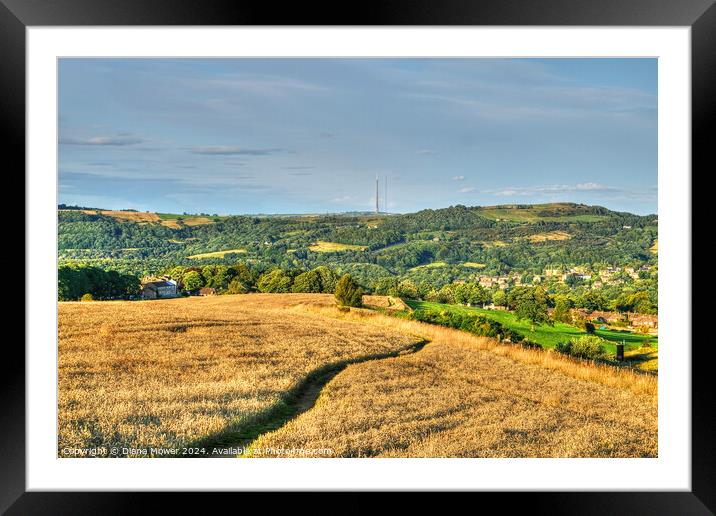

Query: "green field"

xmin=157 ymin=212 xmax=223 ymax=221
xmin=409 ymin=261 xmax=448 ymax=270
xmin=405 ymin=300 xmax=657 ymax=352
xmin=461 ymin=262 xmax=486 ymax=269
xmin=477 ymin=204 xmax=609 ymax=223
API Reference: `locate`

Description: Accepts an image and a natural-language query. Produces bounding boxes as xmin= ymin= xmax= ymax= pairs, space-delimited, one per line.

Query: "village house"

xmin=589 ymin=310 xmax=624 ymax=325
xmin=629 ymin=313 xmax=658 ymax=329
xmin=624 ymin=267 xmax=640 ymax=280
xmin=478 ymin=276 xmax=494 ymax=288
xmin=599 ymin=267 xmax=619 ymax=280
xmin=141 ymin=279 xmax=178 ymax=300
xmin=571 ymin=308 xmax=623 ymax=325
xmin=484 ymin=302 xmax=508 ymax=311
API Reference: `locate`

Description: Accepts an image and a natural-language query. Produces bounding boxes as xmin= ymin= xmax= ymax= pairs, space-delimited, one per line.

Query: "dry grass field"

xmin=362 ymin=295 xmax=411 ymax=312
xmin=187 ymin=248 xmax=247 ymax=259
xmin=308 ymin=241 xmax=368 ymax=252
xmin=249 ymin=304 xmax=658 ymax=458
xmin=58 ymin=294 xmax=657 ymax=458
xmin=81 ymin=210 xmax=162 ymax=224
xmin=57 ymin=294 xmax=419 ymax=457
xmin=517 ymin=230 xmax=572 ymax=243
xmin=73 ymin=210 xmax=216 ymax=229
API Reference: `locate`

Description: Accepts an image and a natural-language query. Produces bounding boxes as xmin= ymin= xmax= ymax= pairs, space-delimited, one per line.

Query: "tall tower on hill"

xmin=375 ymin=174 xmax=379 ymax=214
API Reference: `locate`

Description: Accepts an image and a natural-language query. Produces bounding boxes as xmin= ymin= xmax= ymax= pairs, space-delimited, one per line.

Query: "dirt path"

xmin=194 ymin=339 xmax=429 ymax=457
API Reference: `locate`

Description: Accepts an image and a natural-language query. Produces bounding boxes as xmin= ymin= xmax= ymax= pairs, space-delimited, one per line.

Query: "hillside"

xmin=58 ymin=203 xmax=658 ymax=283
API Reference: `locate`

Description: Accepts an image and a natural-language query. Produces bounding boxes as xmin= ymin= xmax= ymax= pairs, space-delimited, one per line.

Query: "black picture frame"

xmin=3 ymin=0 xmax=711 ymax=512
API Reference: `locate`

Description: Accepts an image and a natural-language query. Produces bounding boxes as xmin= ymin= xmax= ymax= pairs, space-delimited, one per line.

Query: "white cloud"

xmin=188 ymin=146 xmax=286 ymax=156
xmin=483 ymin=182 xmax=656 ymax=200
xmin=60 ymin=134 xmax=145 ymax=146
xmin=189 ymin=75 xmax=329 ymax=97
xmin=459 ymin=187 xmax=476 ymax=193
xmin=452 ymin=175 xmax=465 ymax=181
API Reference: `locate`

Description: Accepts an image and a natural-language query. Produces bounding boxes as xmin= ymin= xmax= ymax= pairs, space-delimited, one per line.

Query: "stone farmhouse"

xmin=141 ymin=279 xmax=178 ymax=300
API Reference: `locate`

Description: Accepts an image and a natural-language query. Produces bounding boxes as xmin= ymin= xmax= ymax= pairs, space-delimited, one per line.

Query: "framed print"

xmin=3 ymin=0 xmax=713 ymax=512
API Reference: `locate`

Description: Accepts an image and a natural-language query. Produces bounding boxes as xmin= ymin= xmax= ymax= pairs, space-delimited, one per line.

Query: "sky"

xmin=58 ymin=58 xmax=657 ymax=215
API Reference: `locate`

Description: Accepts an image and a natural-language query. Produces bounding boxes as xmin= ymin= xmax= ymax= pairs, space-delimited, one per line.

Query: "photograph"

xmin=56 ymin=57 xmax=659 ymax=459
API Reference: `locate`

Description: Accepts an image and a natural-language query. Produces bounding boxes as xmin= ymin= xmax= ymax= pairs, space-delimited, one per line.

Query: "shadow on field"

xmin=188 ymin=339 xmax=429 ymax=457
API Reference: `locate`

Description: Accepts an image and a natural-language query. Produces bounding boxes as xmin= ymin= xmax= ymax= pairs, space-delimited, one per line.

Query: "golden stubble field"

xmin=57 ymin=294 xmax=419 ymax=456
xmin=253 ymin=308 xmax=657 ymax=457
xmin=58 ymin=294 xmax=657 ymax=458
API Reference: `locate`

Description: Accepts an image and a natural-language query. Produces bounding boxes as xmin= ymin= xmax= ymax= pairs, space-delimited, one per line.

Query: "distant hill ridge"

xmin=59 ymin=202 xmax=656 ymax=224
xmin=58 ymin=201 xmax=658 ymax=278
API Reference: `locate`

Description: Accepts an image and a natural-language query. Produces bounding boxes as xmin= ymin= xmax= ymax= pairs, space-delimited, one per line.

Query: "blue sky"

xmin=59 ymin=58 xmax=657 ymax=215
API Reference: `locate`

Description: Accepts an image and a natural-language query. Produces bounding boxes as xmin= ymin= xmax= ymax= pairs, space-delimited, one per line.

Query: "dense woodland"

xmin=58 ymin=203 xmax=658 ymax=312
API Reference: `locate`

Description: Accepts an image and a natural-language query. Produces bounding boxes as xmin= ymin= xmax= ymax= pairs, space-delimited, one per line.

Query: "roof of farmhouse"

xmin=143 ymin=281 xmax=176 ymax=288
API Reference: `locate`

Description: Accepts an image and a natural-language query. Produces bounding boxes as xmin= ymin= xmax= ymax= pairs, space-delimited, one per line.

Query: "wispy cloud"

xmin=405 ymin=82 xmax=656 ymax=123
xmin=459 ymin=186 xmax=476 ymax=193
xmin=452 ymin=175 xmax=465 ymax=181
xmin=483 ymin=182 xmax=655 ymax=200
xmin=485 ymin=182 xmax=619 ymax=196
xmin=417 ymin=149 xmax=436 ymax=155
xmin=60 ymin=134 xmax=145 ymax=146
xmin=188 ymin=146 xmax=287 ymax=156
xmin=189 ymin=75 xmax=329 ymax=97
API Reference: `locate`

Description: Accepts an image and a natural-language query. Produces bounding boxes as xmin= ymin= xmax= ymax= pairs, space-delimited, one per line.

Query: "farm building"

xmin=199 ymin=287 xmax=216 ymax=296
xmin=141 ymin=279 xmax=178 ymax=300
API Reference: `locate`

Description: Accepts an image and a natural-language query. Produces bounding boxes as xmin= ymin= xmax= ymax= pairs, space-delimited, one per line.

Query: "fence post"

xmin=615 ymin=341 xmax=625 ymax=361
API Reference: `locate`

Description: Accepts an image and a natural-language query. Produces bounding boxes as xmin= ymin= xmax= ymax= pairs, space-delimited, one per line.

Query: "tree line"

xmin=58 ymin=265 xmax=141 ymax=301
xmin=58 ymin=260 xmax=656 ymax=317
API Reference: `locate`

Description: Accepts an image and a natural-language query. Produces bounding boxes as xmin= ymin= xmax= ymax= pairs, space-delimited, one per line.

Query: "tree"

xmin=458 ymin=282 xmax=488 ymax=306
xmin=552 ymin=297 xmax=572 ymax=323
xmin=334 ymin=274 xmax=363 ymax=307
xmin=80 ymin=293 xmax=94 ymax=302
xmin=257 ymin=268 xmax=292 ymax=293
xmin=227 ymin=277 xmax=250 ymax=294
xmin=231 ymin=263 xmax=258 ymax=290
xmin=614 ymin=291 xmax=655 ymax=314
xmin=437 ymin=284 xmax=457 ymax=304
xmin=492 ymin=289 xmax=507 ymax=307
xmin=182 ymin=270 xmax=204 ymax=292
xmin=313 ymin=266 xmax=338 ymax=293
xmin=513 ymin=287 xmax=552 ymax=331
xmin=395 ymin=280 xmax=419 ymax=299
xmin=579 ymin=290 xmax=608 ymax=311
xmin=372 ymin=277 xmax=398 ymax=296
xmin=292 ymin=270 xmax=322 ymax=293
